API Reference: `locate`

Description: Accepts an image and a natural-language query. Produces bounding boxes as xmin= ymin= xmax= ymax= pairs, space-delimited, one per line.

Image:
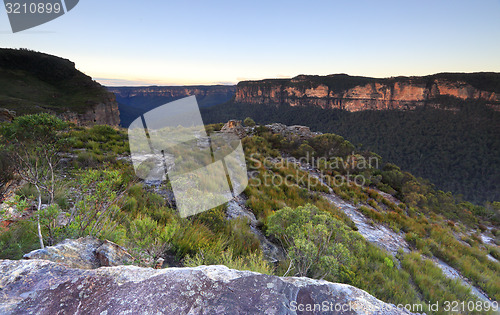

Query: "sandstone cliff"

xmin=58 ymin=98 xmax=120 ymax=126
xmin=234 ymin=73 xmax=500 ymax=111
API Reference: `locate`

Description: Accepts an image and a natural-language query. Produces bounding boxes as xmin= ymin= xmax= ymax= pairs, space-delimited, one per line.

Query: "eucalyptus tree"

xmin=0 ymin=113 xmax=68 ymax=249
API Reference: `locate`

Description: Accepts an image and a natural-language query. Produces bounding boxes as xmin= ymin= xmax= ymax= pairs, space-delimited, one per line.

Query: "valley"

xmin=0 ymin=50 xmax=498 ymax=314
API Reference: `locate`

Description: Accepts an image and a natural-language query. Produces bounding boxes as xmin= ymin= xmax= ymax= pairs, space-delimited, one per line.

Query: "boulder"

xmin=0 ymin=260 xmax=414 ymax=314
xmin=23 ymin=237 xmax=133 ymax=269
xmin=0 ymin=108 xmax=15 ymax=122
xmin=221 ymin=119 xmax=247 ymax=138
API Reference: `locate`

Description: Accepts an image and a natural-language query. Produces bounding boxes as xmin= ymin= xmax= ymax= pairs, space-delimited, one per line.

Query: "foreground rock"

xmin=23 ymin=237 xmax=133 ymax=269
xmin=0 ymin=260 xmax=412 ymax=314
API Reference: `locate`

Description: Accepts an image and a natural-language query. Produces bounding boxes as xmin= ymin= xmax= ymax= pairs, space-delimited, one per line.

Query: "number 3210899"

xmin=443 ymin=300 xmax=498 ymax=312
xmin=5 ymin=2 xmax=61 ymax=14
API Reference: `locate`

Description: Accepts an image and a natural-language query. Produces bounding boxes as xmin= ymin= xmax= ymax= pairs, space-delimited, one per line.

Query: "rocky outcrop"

xmin=23 ymin=237 xmax=133 ymax=269
xmin=0 ymin=108 xmax=15 ymax=122
xmin=265 ymin=123 xmax=320 ymax=140
xmin=0 ymin=260 xmax=413 ymax=314
xmin=234 ymin=73 xmax=500 ymax=111
xmin=219 ymin=120 xmax=319 ymax=140
xmin=221 ymin=119 xmax=247 ymax=138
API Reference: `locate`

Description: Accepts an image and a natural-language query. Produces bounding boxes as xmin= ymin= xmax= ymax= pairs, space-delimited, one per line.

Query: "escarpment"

xmin=234 ymin=73 xmax=500 ymax=111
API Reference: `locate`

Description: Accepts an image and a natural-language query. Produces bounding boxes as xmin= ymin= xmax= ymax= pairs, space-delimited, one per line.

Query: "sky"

xmin=1 ymin=0 xmax=500 ymax=86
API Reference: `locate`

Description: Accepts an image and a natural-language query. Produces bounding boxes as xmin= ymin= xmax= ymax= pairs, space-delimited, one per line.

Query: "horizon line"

xmin=97 ymin=71 xmax=500 ymax=87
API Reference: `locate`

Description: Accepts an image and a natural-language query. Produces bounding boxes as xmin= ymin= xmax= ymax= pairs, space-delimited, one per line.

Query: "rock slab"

xmin=0 ymin=260 xmax=413 ymax=314
xmin=22 ymin=237 xmax=133 ymax=269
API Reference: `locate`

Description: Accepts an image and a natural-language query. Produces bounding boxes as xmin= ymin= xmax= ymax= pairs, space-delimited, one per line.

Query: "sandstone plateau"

xmin=234 ymin=73 xmax=500 ymax=111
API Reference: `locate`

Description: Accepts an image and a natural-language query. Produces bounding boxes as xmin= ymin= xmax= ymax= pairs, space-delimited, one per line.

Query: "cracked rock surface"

xmin=0 ymin=260 xmax=413 ymax=314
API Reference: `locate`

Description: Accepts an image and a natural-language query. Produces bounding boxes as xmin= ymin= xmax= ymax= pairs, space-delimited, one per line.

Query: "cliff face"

xmin=234 ymin=73 xmax=500 ymax=111
xmin=59 ymin=97 xmax=120 ymax=126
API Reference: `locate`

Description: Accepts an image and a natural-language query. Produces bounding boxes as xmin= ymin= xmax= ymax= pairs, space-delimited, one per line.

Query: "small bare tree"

xmin=0 ymin=113 xmax=68 ymax=249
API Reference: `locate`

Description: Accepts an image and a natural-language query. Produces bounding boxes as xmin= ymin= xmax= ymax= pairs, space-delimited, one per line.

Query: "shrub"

xmin=368 ymin=199 xmax=379 ymax=209
xmin=243 ymin=117 xmax=256 ymax=127
xmin=384 ymin=256 xmax=394 ymax=269
xmin=75 ymin=151 xmax=103 ymax=168
xmin=66 ymin=170 xmax=123 ymax=238
xmin=267 ymin=204 xmax=364 ymax=279
xmin=405 ymin=232 xmax=419 ymax=248
xmin=358 ymin=205 xmax=384 ymax=222
xmin=127 ymin=215 xmax=178 ymax=261
xmin=171 ymin=220 xmax=217 ymax=257
xmin=477 ymin=223 xmax=487 ymax=232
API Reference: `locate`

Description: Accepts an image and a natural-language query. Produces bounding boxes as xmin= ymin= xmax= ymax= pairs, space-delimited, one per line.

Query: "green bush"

xmin=358 ymin=205 xmax=384 ymax=222
xmin=171 ymin=220 xmax=217 ymax=258
xmin=127 ymin=214 xmax=177 ymax=261
xmin=267 ymin=204 xmax=364 ymax=279
xmin=243 ymin=117 xmax=256 ymax=127
xmin=75 ymin=151 xmax=103 ymax=168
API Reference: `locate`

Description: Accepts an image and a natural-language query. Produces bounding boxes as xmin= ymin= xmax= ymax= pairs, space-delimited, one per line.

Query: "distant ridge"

xmin=108 ymin=85 xmax=236 ymax=127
